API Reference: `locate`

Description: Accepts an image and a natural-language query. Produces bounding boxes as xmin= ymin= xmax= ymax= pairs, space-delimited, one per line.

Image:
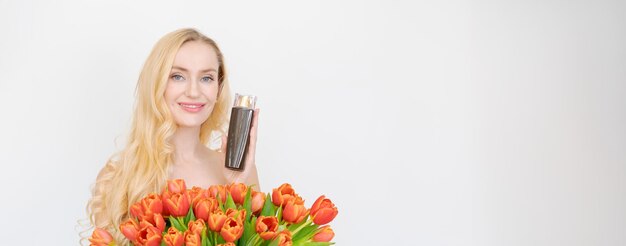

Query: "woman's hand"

xmin=220 ymin=108 xmax=260 ymax=188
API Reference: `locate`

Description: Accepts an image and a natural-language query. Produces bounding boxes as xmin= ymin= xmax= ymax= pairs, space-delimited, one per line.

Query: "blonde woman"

xmin=86 ymin=28 xmax=260 ymax=244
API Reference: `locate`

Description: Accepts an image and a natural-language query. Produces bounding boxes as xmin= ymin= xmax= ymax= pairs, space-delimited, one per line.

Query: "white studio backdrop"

xmin=0 ymin=0 xmax=625 ymax=245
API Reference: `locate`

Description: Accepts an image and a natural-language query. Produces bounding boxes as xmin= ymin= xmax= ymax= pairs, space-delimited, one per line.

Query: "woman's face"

xmin=165 ymin=41 xmax=220 ymax=128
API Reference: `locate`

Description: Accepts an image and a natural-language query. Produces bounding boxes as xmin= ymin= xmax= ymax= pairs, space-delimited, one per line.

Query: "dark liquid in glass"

xmin=225 ymin=107 xmax=254 ymax=171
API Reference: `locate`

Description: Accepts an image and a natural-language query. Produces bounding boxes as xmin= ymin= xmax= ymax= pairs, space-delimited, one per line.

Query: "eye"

xmin=201 ymin=76 xmax=214 ymax=83
xmin=171 ymin=74 xmax=184 ymax=81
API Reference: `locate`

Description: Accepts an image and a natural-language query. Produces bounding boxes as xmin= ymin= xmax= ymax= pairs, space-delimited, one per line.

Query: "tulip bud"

xmin=163 ymin=227 xmax=184 ymax=246
xmin=187 ymin=219 xmax=205 ymax=236
xmin=163 ymin=192 xmax=190 ymax=217
xmin=220 ymin=217 xmax=244 ymax=242
xmin=225 ymin=208 xmax=246 ymax=222
xmin=88 ymin=228 xmax=114 ymax=246
xmin=136 ymin=225 xmax=162 ymax=246
xmin=140 ymin=213 xmax=166 ymax=233
xmin=312 ymin=226 xmax=335 ymax=242
xmin=194 ymin=197 xmax=218 ymax=222
xmin=255 ymin=216 xmax=279 ymax=240
xmin=282 ymin=198 xmax=308 ymax=224
xmin=120 ymin=219 xmax=140 ymax=242
xmin=310 ymin=195 xmax=338 ymax=225
xmin=274 ymin=230 xmax=293 ymax=246
xmin=187 ymin=186 xmax=207 ymax=207
xmin=229 ymin=183 xmax=248 ymax=205
xmin=167 ymin=179 xmax=187 ymax=193
xmin=251 ymin=191 xmax=265 ymax=214
xmin=216 ymin=243 xmax=236 ymax=246
xmin=208 ymin=210 xmax=227 ymax=232
xmin=184 ymin=230 xmax=201 ymax=246
xmin=272 ymin=183 xmax=298 ymax=207
xmin=208 ymin=184 xmax=228 ymax=203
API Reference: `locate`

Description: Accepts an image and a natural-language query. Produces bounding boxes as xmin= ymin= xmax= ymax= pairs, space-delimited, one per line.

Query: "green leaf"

xmin=169 ymin=216 xmax=186 ymax=232
xmin=217 ymin=193 xmax=225 ymax=212
xmin=268 ymin=236 xmax=280 ymax=246
xmin=216 ymin=234 xmax=225 ymax=245
xmin=241 ymin=216 xmax=257 ymax=246
xmin=184 ymin=205 xmax=196 ymax=225
xmin=261 ymin=194 xmax=275 ymax=216
xmin=240 ymin=188 xmax=255 ymax=246
xmin=292 ymin=224 xmax=319 ymax=243
xmin=287 ymin=219 xmax=309 ymax=232
xmin=243 ymin=187 xmax=253 ymax=222
xmin=201 ymin=227 xmax=211 ymax=246
xmin=225 ymin=192 xmax=237 ymax=210
xmin=276 ymin=206 xmax=283 ymax=222
xmin=208 ymin=230 xmax=216 ymax=246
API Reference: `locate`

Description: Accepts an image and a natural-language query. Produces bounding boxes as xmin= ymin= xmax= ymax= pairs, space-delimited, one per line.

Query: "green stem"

xmin=290 ymin=220 xmax=311 ymax=235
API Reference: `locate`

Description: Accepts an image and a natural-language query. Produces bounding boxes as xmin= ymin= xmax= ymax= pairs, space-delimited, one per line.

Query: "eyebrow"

xmin=171 ymin=66 xmax=217 ymax=73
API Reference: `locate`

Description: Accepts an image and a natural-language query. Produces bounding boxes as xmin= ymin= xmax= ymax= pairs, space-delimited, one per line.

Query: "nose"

xmin=185 ymin=79 xmax=200 ymax=98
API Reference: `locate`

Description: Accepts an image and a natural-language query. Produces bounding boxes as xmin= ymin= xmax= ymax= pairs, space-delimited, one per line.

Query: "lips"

xmin=178 ymin=102 xmax=205 ymax=113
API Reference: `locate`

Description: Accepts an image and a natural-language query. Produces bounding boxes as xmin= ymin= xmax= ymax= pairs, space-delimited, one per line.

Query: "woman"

xmin=86 ymin=28 xmax=260 ymax=243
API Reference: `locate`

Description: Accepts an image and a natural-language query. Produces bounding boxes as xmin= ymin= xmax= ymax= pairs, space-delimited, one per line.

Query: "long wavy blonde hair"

xmin=83 ymin=28 xmax=231 ymax=244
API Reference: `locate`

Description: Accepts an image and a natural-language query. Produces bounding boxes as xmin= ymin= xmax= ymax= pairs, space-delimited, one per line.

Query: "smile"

xmin=178 ymin=103 xmax=205 ymax=112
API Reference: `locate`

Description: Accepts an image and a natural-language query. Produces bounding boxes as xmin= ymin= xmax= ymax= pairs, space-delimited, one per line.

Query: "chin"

xmin=174 ymin=119 xmax=207 ymax=128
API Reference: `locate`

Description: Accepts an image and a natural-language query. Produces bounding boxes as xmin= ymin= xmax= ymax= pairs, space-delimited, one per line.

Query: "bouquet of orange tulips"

xmin=89 ymin=179 xmax=338 ymax=246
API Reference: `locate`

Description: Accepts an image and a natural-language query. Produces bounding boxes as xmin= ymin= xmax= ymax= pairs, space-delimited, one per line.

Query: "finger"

xmin=253 ymin=108 xmax=260 ymax=129
xmin=250 ymin=108 xmax=260 ymax=139
xmin=248 ymin=108 xmax=260 ymax=149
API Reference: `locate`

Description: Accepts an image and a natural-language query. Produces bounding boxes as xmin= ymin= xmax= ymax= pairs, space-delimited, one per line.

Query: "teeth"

xmin=180 ymin=104 xmax=202 ymax=109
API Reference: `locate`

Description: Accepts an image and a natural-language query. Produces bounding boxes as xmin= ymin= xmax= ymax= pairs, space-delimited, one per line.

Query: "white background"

xmin=1 ymin=0 xmax=625 ymax=245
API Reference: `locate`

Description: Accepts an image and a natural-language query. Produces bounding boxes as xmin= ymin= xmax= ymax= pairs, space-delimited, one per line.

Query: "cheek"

xmin=203 ymin=84 xmax=220 ymax=101
xmin=164 ymin=83 xmax=178 ymax=103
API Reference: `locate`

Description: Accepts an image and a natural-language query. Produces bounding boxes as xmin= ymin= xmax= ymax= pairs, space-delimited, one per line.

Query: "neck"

xmin=171 ymin=126 xmax=203 ymax=165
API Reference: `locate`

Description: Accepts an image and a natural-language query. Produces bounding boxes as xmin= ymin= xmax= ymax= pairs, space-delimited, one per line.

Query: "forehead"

xmin=172 ymin=41 xmax=219 ymax=71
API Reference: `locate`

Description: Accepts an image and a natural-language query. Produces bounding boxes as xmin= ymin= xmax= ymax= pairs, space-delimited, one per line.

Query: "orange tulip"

xmin=184 ymin=231 xmax=201 ymax=246
xmin=229 ymin=183 xmax=248 ymax=205
xmin=140 ymin=213 xmax=166 ymax=233
xmin=220 ymin=217 xmax=244 ymax=242
xmin=208 ymin=210 xmax=227 ymax=232
xmin=167 ymin=179 xmax=187 ymax=193
xmin=188 ymin=186 xmax=208 ymax=207
xmin=163 ymin=227 xmax=184 ymax=246
xmin=255 ymin=216 xmax=279 ymax=240
xmin=310 ymin=195 xmax=338 ymax=225
xmin=130 ymin=202 xmax=143 ymax=219
xmin=272 ymin=183 xmax=300 ymax=207
xmin=251 ymin=191 xmax=265 ymax=214
xmin=274 ymin=230 xmax=293 ymax=246
xmin=130 ymin=193 xmax=163 ymax=221
xmin=216 ymin=243 xmax=236 ymax=246
xmin=282 ymin=198 xmax=308 ymax=224
xmin=88 ymin=228 xmax=114 ymax=246
xmin=187 ymin=219 xmax=205 ymax=235
xmin=160 ymin=189 xmax=172 ymax=217
xmin=312 ymin=226 xmax=334 ymax=242
xmin=225 ymin=208 xmax=246 ymax=222
xmin=208 ymin=184 xmax=228 ymax=203
xmin=194 ymin=197 xmax=218 ymax=222
xmin=163 ymin=191 xmax=190 ymax=217
xmin=120 ymin=219 xmax=140 ymax=242
xmin=136 ymin=225 xmax=162 ymax=246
